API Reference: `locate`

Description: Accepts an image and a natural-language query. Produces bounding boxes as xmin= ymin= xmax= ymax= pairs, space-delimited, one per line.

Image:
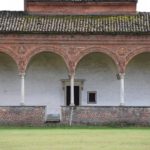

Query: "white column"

xmin=20 ymin=73 xmax=25 ymax=106
xmin=70 ymin=74 xmax=75 ymax=106
xmin=119 ymin=73 xmax=125 ymax=106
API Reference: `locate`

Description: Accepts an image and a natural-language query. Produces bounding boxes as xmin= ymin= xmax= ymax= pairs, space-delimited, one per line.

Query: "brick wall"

xmin=26 ymin=2 xmax=136 ymax=15
xmin=61 ymin=106 xmax=150 ymax=125
xmin=0 ymin=106 xmax=150 ymax=126
xmin=0 ymin=106 xmax=45 ymax=126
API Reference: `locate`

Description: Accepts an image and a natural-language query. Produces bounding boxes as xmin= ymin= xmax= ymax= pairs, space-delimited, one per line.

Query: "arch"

xmin=0 ymin=52 xmax=20 ymax=105
xmin=0 ymin=47 xmax=19 ymax=72
xmin=25 ymin=46 xmax=70 ymax=74
xmin=125 ymin=47 xmax=150 ymax=70
xmin=25 ymin=50 xmax=69 ymax=113
xmin=125 ymin=51 xmax=150 ymax=106
xmin=75 ymin=47 xmax=119 ymax=72
xmin=75 ymin=50 xmax=120 ymax=106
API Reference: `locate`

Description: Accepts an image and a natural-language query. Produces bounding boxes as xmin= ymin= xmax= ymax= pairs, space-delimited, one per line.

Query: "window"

xmin=87 ymin=91 xmax=97 ymax=104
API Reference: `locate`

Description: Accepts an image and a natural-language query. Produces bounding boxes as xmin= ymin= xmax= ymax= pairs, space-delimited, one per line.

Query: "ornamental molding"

xmin=0 ymin=44 xmax=150 ymax=74
xmin=116 ymin=47 xmax=131 ymax=57
xmin=24 ymin=45 xmax=71 ymax=74
xmin=125 ymin=46 xmax=150 ymax=66
xmin=0 ymin=35 xmax=150 ymax=45
xmin=0 ymin=46 xmax=18 ymax=63
xmin=18 ymin=59 xmax=26 ymax=74
xmin=74 ymin=46 xmax=119 ymax=68
xmin=17 ymin=45 xmax=27 ymax=55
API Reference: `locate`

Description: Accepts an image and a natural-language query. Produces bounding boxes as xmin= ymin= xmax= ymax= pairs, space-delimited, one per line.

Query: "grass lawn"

xmin=0 ymin=127 xmax=150 ymax=150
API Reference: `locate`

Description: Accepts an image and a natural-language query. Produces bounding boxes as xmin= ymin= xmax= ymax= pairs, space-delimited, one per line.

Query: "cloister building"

xmin=0 ymin=0 xmax=150 ymax=125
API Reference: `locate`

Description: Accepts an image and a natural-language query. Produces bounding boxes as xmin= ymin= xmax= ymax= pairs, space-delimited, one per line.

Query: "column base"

xmin=120 ymin=103 xmax=125 ymax=106
xmin=20 ymin=102 xmax=25 ymax=106
xmin=70 ymin=104 xmax=75 ymax=107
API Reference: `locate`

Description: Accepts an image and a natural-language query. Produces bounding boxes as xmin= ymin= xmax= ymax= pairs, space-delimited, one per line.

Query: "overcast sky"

xmin=0 ymin=0 xmax=149 ymax=11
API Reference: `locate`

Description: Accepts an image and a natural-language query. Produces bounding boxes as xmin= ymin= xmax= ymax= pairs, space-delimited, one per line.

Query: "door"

xmin=66 ymin=86 xmax=80 ymax=106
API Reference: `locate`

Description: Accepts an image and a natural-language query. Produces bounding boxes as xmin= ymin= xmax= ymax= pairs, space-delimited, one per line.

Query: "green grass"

xmin=0 ymin=127 xmax=150 ymax=150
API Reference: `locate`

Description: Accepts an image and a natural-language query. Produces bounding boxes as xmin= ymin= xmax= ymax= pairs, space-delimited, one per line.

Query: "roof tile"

xmin=0 ymin=11 xmax=149 ymax=34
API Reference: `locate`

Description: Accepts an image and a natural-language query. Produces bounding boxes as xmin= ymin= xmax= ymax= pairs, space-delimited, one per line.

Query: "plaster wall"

xmin=76 ymin=53 xmax=120 ymax=106
xmin=26 ymin=53 xmax=68 ymax=114
xmin=126 ymin=53 xmax=150 ymax=106
xmin=1 ymin=51 xmax=150 ymax=115
xmin=0 ymin=53 xmax=20 ymax=105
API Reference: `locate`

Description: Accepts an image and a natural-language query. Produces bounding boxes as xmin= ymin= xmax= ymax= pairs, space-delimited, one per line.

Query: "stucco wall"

xmin=76 ymin=53 xmax=120 ymax=106
xmin=0 ymin=53 xmax=20 ymax=105
xmin=0 ymin=51 xmax=150 ymax=116
xmin=26 ymin=52 xmax=68 ymax=114
xmin=126 ymin=53 xmax=150 ymax=106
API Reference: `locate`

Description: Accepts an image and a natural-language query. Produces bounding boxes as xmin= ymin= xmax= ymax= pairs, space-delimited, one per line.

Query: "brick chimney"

xmin=25 ymin=0 xmax=138 ymax=15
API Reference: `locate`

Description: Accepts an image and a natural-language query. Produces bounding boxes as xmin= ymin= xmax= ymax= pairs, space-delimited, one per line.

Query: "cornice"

xmin=0 ymin=34 xmax=149 ymax=45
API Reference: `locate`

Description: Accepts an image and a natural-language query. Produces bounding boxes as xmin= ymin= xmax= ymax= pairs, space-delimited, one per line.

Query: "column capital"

xmin=117 ymin=73 xmax=125 ymax=80
xmin=19 ymin=72 xmax=26 ymax=76
xmin=119 ymin=72 xmax=125 ymax=76
xmin=68 ymin=73 xmax=75 ymax=79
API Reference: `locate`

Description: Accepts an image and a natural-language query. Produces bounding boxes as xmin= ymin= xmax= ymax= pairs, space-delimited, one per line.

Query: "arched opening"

xmin=26 ymin=52 xmax=68 ymax=114
xmin=75 ymin=52 xmax=119 ymax=106
xmin=126 ymin=52 xmax=150 ymax=106
xmin=0 ymin=53 xmax=20 ymax=105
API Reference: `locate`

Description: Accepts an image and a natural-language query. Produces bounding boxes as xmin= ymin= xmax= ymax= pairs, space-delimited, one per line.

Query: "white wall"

xmin=76 ymin=53 xmax=120 ymax=106
xmin=0 ymin=53 xmax=20 ymax=105
xmin=126 ymin=53 xmax=150 ymax=106
xmin=1 ymin=51 xmax=150 ymax=115
xmin=26 ymin=52 xmax=68 ymax=114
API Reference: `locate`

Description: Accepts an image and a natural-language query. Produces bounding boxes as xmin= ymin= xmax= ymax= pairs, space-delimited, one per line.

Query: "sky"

xmin=0 ymin=0 xmax=149 ymax=12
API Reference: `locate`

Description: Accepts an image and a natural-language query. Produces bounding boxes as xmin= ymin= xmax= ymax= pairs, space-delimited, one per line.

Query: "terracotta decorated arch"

xmin=0 ymin=46 xmax=19 ymax=72
xmin=24 ymin=46 xmax=70 ymax=74
xmin=74 ymin=46 xmax=120 ymax=72
xmin=125 ymin=47 xmax=150 ymax=71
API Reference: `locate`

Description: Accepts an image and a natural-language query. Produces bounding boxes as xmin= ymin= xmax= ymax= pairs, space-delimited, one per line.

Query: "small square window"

xmin=87 ymin=91 xmax=97 ymax=104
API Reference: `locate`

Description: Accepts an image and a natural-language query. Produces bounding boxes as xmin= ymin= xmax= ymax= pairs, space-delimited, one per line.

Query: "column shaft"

xmin=70 ymin=74 xmax=75 ymax=106
xmin=20 ymin=73 xmax=25 ymax=105
xmin=120 ymin=73 xmax=125 ymax=106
